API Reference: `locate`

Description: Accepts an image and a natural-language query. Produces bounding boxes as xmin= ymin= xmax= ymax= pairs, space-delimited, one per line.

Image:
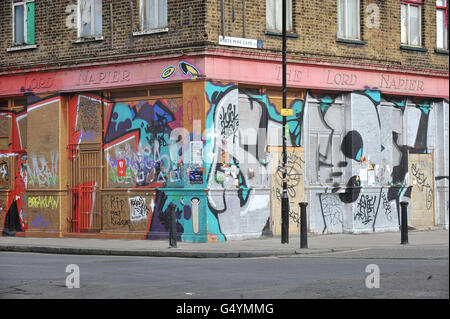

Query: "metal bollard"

xmin=299 ymin=202 xmax=308 ymax=249
xmin=169 ymin=203 xmax=177 ymax=248
xmin=281 ymin=191 xmax=290 ymax=244
xmin=400 ymin=201 xmax=409 ymax=245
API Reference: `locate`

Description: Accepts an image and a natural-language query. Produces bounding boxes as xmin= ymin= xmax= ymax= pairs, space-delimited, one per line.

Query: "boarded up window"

xmin=78 ymin=0 xmax=102 ymax=38
xmin=266 ymin=0 xmax=292 ymax=32
xmin=307 ymin=101 xmax=345 ymax=185
xmin=75 ymin=95 xmax=102 ymax=145
xmin=103 ymin=97 xmax=182 ymax=188
xmin=16 ymin=114 xmax=28 ymax=150
xmin=26 ymin=99 xmax=61 ymax=190
xmin=0 ymin=114 xmax=12 ymax=150
xmin=141 ymin=0 xmax=168 ymax=30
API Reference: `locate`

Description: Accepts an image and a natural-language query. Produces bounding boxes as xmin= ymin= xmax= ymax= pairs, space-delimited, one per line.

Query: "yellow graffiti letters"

xmin=28 ymin=196 xmax=60 ymax=210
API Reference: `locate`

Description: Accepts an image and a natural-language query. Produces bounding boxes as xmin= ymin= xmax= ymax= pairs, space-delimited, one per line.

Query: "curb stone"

xmin=0 ymin=245 xmax=334 ymax=258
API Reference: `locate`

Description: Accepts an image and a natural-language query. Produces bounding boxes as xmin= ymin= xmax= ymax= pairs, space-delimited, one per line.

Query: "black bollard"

xmin=169 ymin=203 xmax=177 ymax=248
xmin=281 ymin=191 xmax=290 ymax=244
xmin=400 ymin=201 xmax=409 ymax=245
xmin=299 ymin=202 xmax=308 ymax=248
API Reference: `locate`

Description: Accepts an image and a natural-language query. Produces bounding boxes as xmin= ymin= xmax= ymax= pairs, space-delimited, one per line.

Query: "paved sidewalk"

xmin=0 ymin=229 xmax=448 ymax=258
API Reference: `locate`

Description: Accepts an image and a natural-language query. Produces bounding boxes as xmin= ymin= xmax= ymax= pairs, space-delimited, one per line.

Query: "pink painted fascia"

xmin=0 ymin=56 xmax=206 ymax=97
xmin=0 ymin=48 xmax=448 ymax=99
xmin=203 ymin=53 xmax=449 ymax=99
xmin=204 ymin=48 xmax=449 ymax=78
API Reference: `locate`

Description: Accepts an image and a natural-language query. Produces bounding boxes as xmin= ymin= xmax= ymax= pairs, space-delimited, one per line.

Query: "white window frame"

xmin=436 ymin=0 xmax=448 ymax=49
xmin=266 ymin=0 xmax=293 ymax=33
xmin=401 ymin=1 xmax=423 ymax=47
xmin=135 ymin=0 xmax=168 ymax=35
xmin=337 ymin=0 xmax=361 ymax=40
xmin=12 ymin=0 xmax=34 ymax=45
xmin=77 ymin=0 xmax=102 ymax=39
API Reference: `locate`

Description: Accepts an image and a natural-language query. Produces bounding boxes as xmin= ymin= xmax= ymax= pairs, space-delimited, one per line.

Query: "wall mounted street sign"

xmin=280 ymin=108 xmax=293 ymax=116
xmin=218 ymin=35 xmax=263 ymax=49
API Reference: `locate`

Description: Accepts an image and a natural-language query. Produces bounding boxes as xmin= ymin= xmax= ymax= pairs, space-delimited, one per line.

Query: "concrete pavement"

xmin=0 ymin=229 xmax=448 ymax=258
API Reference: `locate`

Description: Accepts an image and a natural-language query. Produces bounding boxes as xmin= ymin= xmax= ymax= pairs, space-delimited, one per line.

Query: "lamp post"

xmin=281 ymin=0 xmax=289 ymax=244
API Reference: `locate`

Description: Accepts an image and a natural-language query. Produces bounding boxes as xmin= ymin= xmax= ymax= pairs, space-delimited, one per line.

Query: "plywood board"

xmin=102 ymin=192 xmax=153 ymax=232
xmin=26 ymin=99 xmax=60 ymax=189
xmin=269 ymin=146 xmax=305 ymax=234
xmin=409 ymin=153 xmax=435 ymax=227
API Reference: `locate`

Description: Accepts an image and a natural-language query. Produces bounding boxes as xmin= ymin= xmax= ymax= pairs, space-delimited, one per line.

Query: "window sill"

xmin=264 ymin=30 xmax=299 ymax=38
xmin=133 ymin=27 xmax=169 ymax=36
xmin=6 ymin=44 xmax=37 ymax=52
xmin=336 ymin=38 xmax=367 ymax=45
xmin=434 ymin=48 xmax=449 ymax=55
xmin=400 ymin=45 xmax=428 ymax=52
xmin=73 ymin=36 xmax=104 ymax=44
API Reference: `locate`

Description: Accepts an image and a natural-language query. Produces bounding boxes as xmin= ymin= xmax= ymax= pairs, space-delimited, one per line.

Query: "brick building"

xmin=0 ymin=0 xmax=448 ymax=241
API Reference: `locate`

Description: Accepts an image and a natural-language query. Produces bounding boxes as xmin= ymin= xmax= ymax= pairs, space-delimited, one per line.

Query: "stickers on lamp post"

xmin=281 ymin=108 xmax=293 ymax=116
xmin=285 ymin=123 xmax=290 ymax=139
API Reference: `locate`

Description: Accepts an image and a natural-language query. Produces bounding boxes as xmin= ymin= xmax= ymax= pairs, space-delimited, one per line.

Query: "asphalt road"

xmin=0 ymin=249 xmax=448 ymax=299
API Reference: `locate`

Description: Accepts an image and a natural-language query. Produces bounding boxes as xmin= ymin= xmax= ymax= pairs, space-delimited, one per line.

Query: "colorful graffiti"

xmin=2 ymin=153 xmax=28 ymax=235
xmin=103 ymin=98 xmax=184 ymax=188
xmin=160 ymin=61 xmax=200 ymax=80
xmin=204 ymin=83 xmax=306 ymax=240
xmin=1 ymin=78 xmax=447 ymax=240
xmin=1 ymin=96 xmax=64 ymax=236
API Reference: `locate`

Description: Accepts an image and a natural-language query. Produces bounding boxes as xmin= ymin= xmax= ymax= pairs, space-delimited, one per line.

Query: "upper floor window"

xmin=338 ymin=0 xmax=360 ymax=40
xmin=140 ymin=0 xmax=168 ymax=32
xmin=77 ymin=0 xmax=102 ymax=39
xmin=13 ymin=0 xmax=35 ymax=45
xmin=401 ymin=0 xmax=423 ymax=47
xmin=436 ymin=0 xmax=448 ymax=49
xmin=266 ymin=0 xmax=292 ymax=32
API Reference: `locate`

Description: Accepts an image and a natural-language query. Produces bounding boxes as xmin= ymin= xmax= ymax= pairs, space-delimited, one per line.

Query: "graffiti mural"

xmin=103 ymin=98 xmax=184 ymax=188
xmin=307 ymin=90 xmax=437 ymax=233
xmin=1 ymin=78 xmax=447 ymax=240
xmin=204 ymin=83 xmax=306 ymax=240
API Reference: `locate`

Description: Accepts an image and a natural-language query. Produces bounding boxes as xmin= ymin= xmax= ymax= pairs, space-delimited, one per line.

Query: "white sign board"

xmin=219 ymin=36 xmax=263 ymax=49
